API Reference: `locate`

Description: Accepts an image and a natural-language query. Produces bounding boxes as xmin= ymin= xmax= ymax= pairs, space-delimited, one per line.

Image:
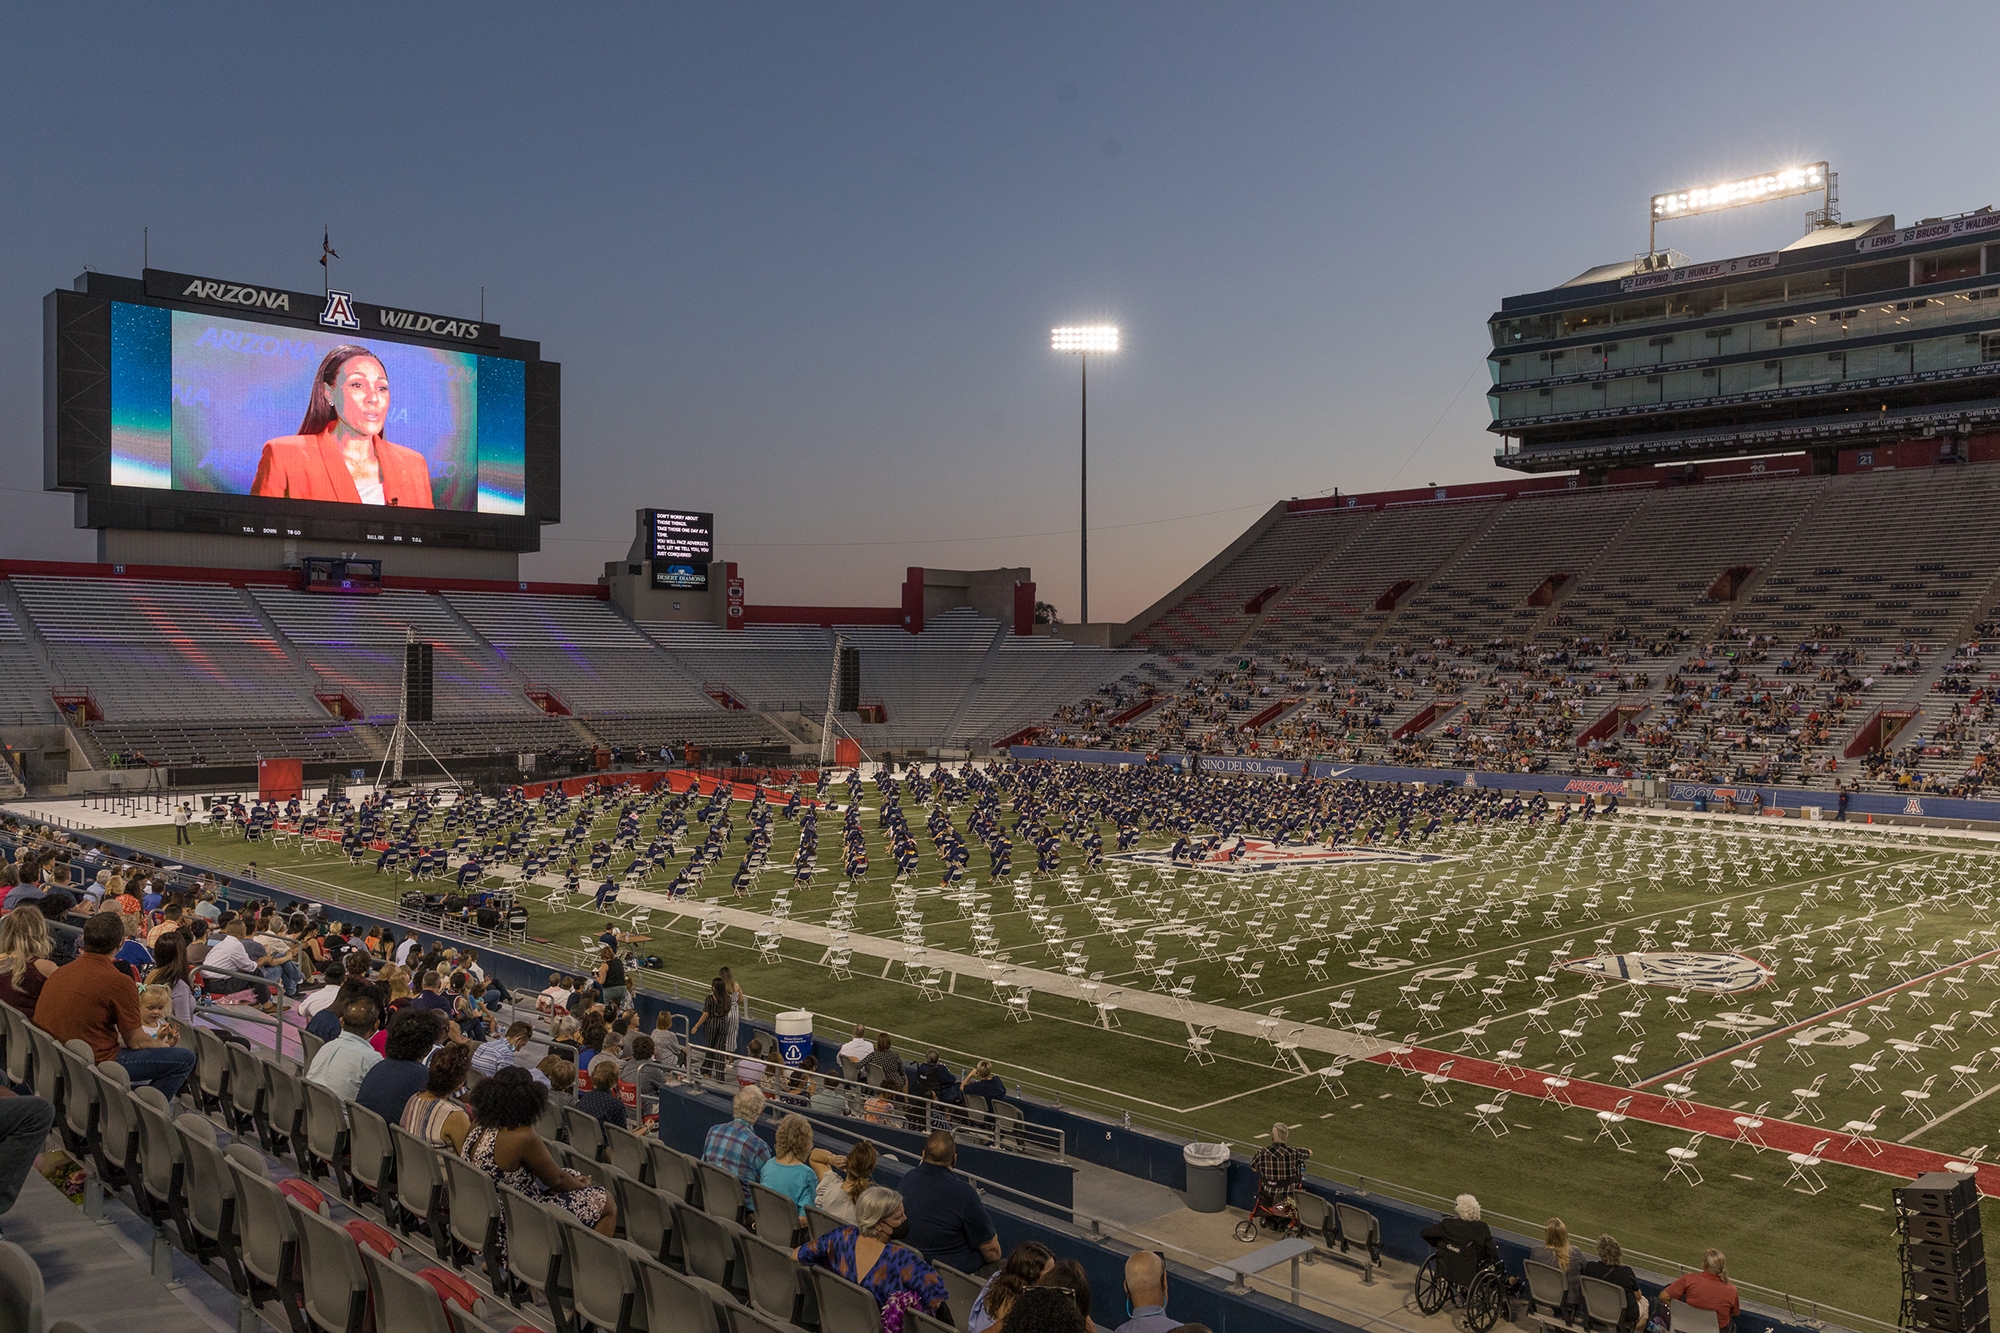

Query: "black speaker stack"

xmin=836 ymin=645 xmax=861 ymax=713
xmin=1899 ymin=1172 xmax=1988 ymax=1333
xmin=404 ymin=642 xmax=435 ymax=724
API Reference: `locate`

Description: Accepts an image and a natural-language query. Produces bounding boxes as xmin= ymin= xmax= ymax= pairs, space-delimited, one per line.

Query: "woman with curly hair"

xmin=461 ymin=1066 xmax=615 ymax=1235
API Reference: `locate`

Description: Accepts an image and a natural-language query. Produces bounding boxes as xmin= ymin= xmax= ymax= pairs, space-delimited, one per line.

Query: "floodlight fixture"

xmin=1647 ymin=162 xmax=1833 ymax=255
xmin=1049 ymin=324 xmax=1121 ymax=624
xmin=1052 ymin=325 xmax=1120 ymax=354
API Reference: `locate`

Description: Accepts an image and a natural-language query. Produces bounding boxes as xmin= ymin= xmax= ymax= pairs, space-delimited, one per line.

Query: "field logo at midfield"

xmin=1560 ymin=951 xmax=1773 ymax=994
xmin=1110 ymin=837 xmax=1448 ymax=875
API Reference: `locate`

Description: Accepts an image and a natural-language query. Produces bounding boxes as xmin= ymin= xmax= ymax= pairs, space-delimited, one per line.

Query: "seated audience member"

xmin=200 ymin=913 xmax=273 ymax=1006
xmin=36 ymin=912 xmax=197 ymax=1098
xmin=962 ymin=1059 xmax=1007 ymax=1103
xmin=0 ymin=1089 xmax=55 ymax=1224
xmin=864 ymin=1075 xmax=904 ymax=1127
xmin=968 ymin=1241 xmax=1055 ymax=1333
xmin=736 ymin=1035 xmax=770 ymax=1087
xmin=1115 ymin=1249 xmax=1181 ymax=1333
xmin=400 ymin=1038 xmax=473 ymax=1153
xmin=34 ymin=894 xmax=83 ymax=967
xmin=540 ymin=1056 xmax=579 ymax=1111
xmin=356 ymin=1007 xmax=447 ymax=1125
xmin=462 ymin=1066 xmax=616 ymax=1235
xmin=1529 ymin=1217 xmax=1585 ymax=1309
xmin=1248 ymin=1121 xmax=1311 ymax=1205
xmin=1039 ymin=1261 xmax=1095 ymax=1327
xmin=1582 ymin=1234 xmax=1646 ymax=1330
xmin=576 ymin=1056 xmax=629 ymax=1127
xmin=837 ymin=1022 xmax=875 ymax=1080
xmin=135 ymin=984 xmax=179 ymax=1046
xmin=911 ymin=1049 xmax=964 ymax=1105
xmin=808 ymin=1138 xmax=877 ymax=1223
xmin=145 ymin=934 xmax=196 ymax=1028
xmin=473 ymin=1021 xmax=535 ymax=1078
xmin=0 ymin=908 xmax=59 ymax=1020
xmin=864 ymin=1032 xmax=905 ymax=1087
xmin=809 ymin=1065 xmax=850 ymax=1115
xmin=759 ymin=1113 xmax=819 ymax=1227
xmin=307 ymin=997 xmax=385 ymax=1101
xmin=1660 ymin=1249 xmax=1739 ymax=1332
xmin=1004 ymin=1284 xmax=1089 ymax=1333
xmin=794 ymin=1185 xmax=949 ymax=1324
xmin=701 ymin=1085 xmax=771 ymax=1212
xmin=901 ymin=1130 xmax=1002 ymax=1275
xmin=1422 ymin=1194 xmax=1501 ymax=1270
xmin=625 ymin=1034 xmax=672 ymax=1101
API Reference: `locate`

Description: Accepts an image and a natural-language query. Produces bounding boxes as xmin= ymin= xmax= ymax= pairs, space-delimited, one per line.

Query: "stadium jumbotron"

xmin=8 ymin=189 xmax=2000 ymax=1333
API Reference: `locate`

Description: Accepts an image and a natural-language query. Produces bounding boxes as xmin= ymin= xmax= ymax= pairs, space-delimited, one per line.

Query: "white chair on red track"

xmin=1837 ymin=1105 xmax=1885 ymax=1157
xmin=1730 ymin=1102 xmax=1770 ymax=1153
xmin=1945 ymin=1145 xmax=1987 ymax=1174
xmin=1419 ymin=1060 xmax=1455 ymax=1107
xmin=1491 ymin=1037 xmax=1528 ymax=1081
xmin=1541 ymin=1063 xmax=1576 ymax=1109
xmin=1661 ymin=1068 xmax=1699 ymax=1118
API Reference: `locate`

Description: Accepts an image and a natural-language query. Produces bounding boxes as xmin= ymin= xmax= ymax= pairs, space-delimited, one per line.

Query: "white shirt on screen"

xmin=357 ymin=477 xmax=384 ymax=505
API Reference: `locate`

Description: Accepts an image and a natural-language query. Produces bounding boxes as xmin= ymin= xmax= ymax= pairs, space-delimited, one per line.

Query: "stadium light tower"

xmin=1051 ymin=324 xmax=1119 ymax=624
xmin=1646 ymin=162 xmax=1834 ymax=261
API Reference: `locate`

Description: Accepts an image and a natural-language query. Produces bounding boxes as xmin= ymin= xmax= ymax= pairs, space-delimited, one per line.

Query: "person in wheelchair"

xmin=1416 ymin=1195 xmax=1508 ymax=1333
xmin=1246 ymin=1121 xmax=1310 ymax=1223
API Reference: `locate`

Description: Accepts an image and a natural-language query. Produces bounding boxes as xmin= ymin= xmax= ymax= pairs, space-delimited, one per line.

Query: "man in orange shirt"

xmin=36 ymin=914 xmax=196 ymax=1098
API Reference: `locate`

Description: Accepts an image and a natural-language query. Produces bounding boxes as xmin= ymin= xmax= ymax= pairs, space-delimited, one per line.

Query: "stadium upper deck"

xmin=1491 ymin=204 xmax=2000 ymax=474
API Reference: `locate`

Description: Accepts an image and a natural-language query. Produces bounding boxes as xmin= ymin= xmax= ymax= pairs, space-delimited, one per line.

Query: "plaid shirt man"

xmin=702 ymin=1114 xmax=772 ymax=1209
xmin=1249 ymin=1140 xmax=1312 ymax=1201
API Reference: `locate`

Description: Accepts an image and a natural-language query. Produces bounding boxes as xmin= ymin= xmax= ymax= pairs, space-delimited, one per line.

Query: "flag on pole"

xmin=319 ymin=228 xmax=338 ymax=268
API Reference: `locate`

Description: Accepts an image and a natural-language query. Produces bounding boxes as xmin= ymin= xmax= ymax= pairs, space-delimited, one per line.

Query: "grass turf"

xmin=110 ymin=794 xmax=2000 ymax=1324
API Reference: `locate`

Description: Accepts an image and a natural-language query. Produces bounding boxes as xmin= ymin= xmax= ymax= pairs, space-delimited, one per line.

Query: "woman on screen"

xmin=250 ymin=344 xmax=435 ymax=507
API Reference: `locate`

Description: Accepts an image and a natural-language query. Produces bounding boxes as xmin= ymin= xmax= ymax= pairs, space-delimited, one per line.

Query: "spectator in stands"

xmin=473 ymin=1020 xmax=535 ymax=1078
xmin=912 ymin=1049 xmax=965 ymax=1105
xmin=838 ymin=1022 xmax=875 ymax=1081
xmin=1038 ymin=1261 xmax=1095 ymax=1328
xmin=968 ymin=1241 xmax=1055 ymax=1333
xmin=356 ymin=1007 xmax=447 ymax=1125
xmin=37 ymin=913 xmax=197 ymax=1099
xmin=864 ymin=1075 xmax=904 ymax=1126
xmin=537 ymin=972 xmax=572 ymax=1016
xmin=759 ymin=1113 xmax=819 ymax=1228
xmin=1660 ymin=1250 xmax=1739 ymax=1332
xmin=114 ymin=914 xmax=153 ymax=977
xmin=394 ymin=930 xmax=420 ymax=967
xmin=1582 ymin=1234 xmax=1645 ymax=1330
xmin=719 ymin=965 xmax=745 ymax=1053
xmin=701 ymin=1085 xmax=771 ymax=1212
xmin=0 ymin=908 xmax=58 ymax=1020
xmin=2 ymin=869 xmax=45 ymax=912
xmin=577 ymin=1020 xmax=609 ymax=1075
xmin=1248 ymin=1121 xmax=1311 ymax=1207
xmin=736 ymin=1035 xmax=770 ymax=1087
xmin=577 ymin=1056 xmax=628 ymax=1128
xmin=409 ymin=969 xmax=451 ymax=1013
xmin=136 ymin=985 xmax=179 ymax=1046
xmin=795 ymin=1185 xmax=950 ymax=1325
xmin=865 ymin=1032 xmax=906 ymax=1087
xmin=200 ymin=914 xmax=273 ymax=1008
xmin=145 ymin=934 xmax=195 ymax=1029
xmin=308 ymin=997 xmax=383 ymax=1101
xmin=902 ymin=1129 xmax=1002 ymax=1275
xmin=1422 ymin=1195 xmax=1501 ymax=1271
xmin=626 ymin=1034 xmax=672 ymax=1102
xmin=1115 ymin=1250 xmax=1181 ymax=1333
xmin=963 ymin=1060 xmax=1007 ymax=1103
xmin=34 ymin=894 xmax=83 ymax=967
xmin=539 ymin=1057 xmax=578 ymax=1112
xmin=807 ymin=1139 xmax=876 ymax=1223
xmin=401 ymin=1038 xmax=472 ymax=1152
xmin=462 ymin=1066 xmax=615 ymax=1235
xmin=1529 ymin=1217 xmax=1584 ymax=1309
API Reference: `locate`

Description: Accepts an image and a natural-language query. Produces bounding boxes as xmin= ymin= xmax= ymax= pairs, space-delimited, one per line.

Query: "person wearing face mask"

xmin=252 ymin=345 xmax=436 ymax=507
xmin=794 ymin=1185 xmax=951 ymax=1326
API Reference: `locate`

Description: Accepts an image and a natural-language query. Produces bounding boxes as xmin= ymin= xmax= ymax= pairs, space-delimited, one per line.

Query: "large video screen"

xmin=107 ymin=302 xmax=525 ymax=514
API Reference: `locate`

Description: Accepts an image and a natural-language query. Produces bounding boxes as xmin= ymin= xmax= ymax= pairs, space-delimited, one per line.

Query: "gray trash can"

xmin=1183 ymin=1142 xmax=1230 ymax=1213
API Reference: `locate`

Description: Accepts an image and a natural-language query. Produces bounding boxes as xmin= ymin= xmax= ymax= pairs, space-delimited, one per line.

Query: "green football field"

xmin=108 ymin=783 xmax=2000 ymax=1325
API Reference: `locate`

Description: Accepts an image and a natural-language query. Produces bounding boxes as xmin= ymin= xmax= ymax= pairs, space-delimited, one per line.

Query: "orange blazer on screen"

xmin=250 ymin=430 xmax=436 ymax=508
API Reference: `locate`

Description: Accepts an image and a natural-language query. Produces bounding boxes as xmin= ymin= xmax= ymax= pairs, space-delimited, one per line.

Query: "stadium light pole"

xmin=1051 ymin=325 xmax=1119 ymax=624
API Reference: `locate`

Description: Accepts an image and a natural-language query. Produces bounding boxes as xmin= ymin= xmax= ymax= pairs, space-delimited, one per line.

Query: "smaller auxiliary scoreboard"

xmin=647 ymin=509 xmax=713 ymax=590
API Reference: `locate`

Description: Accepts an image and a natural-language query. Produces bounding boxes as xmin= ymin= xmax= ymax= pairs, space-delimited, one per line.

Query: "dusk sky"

xmin=6 ymin=3 xmax=1995 ymax=622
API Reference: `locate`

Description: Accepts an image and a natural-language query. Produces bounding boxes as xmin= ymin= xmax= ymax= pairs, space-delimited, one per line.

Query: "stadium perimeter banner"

xmin=1008 ymin=745 xmax=2000 ymax=822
